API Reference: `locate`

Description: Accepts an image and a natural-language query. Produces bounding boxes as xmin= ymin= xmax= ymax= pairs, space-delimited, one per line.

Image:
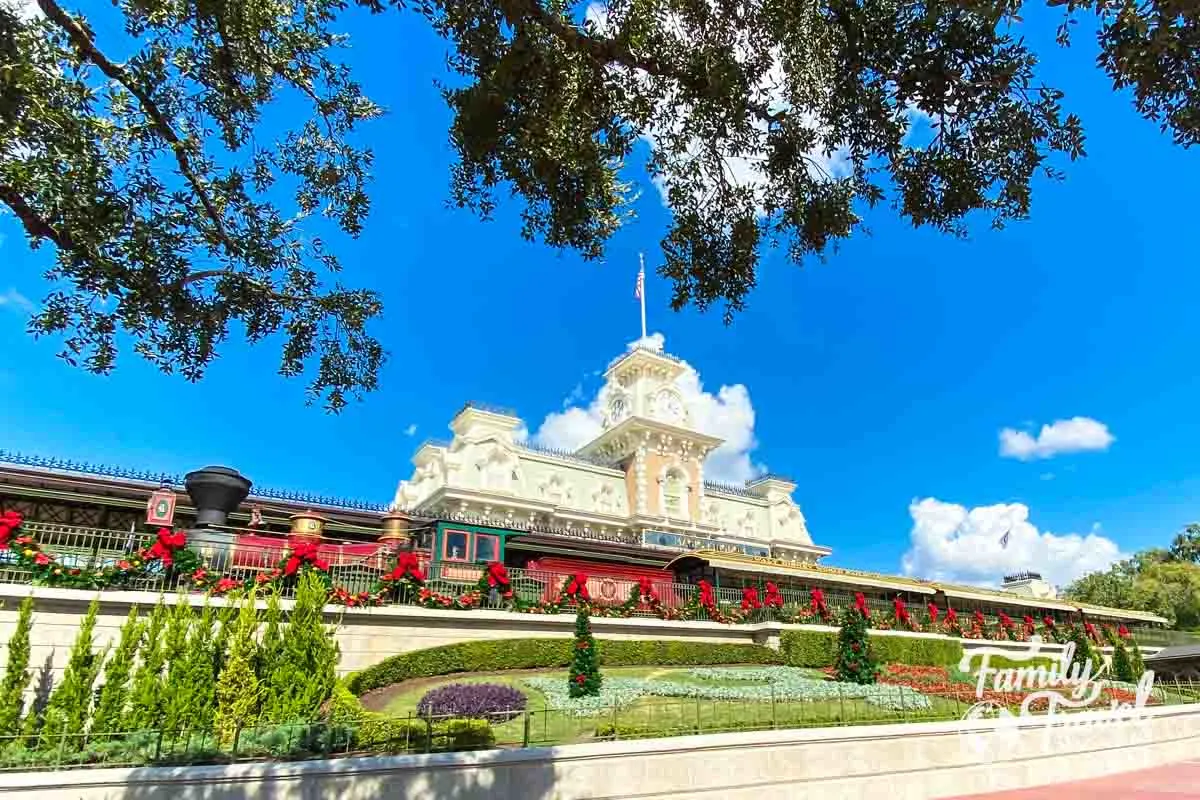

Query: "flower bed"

xmin=875 ymin=663 xmax=1160 ymax=710
xmin=521 ymin=666 xmax=931 ymax=716
xmin=416 ymin=683 xmax=527 ymax=722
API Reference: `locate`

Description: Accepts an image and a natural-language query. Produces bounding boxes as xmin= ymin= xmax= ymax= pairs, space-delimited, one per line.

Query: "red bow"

xmin=284 ymin=542 xmax=329 ymax=576
xmin=486 ymin=561 xmax=509 ymax=587
xmin=388 ymin=551 xmax=424 ymax=581
xmin=144 ymin=527 xmax=187 ymax=567
xmin=1023 ymin=615 xmax=1035 ymax=635
xmin=637 ymin=576 xmax=658 ymax=602
xmin=810 ymin=587 xmax=828 ymax=616
xmin=927 ymin=603 xmax=939 ymax=623
xmin=1118 ymin=624 xmax=1130 ymax=639
xmin=973 ymin=610 xmax=985 ymax=627
xmin=566 ymin=573 xmax=590 ymax=601
xmin=741 ymin=586 xmax=762 ymax=611
xmin=999 ymin=612 xmax=1014 ymax=629
xmin=1042 ymin=615 xmax=1055 ymax=628
xmin=854 ymin=592 xmax=870 ymax=618
xmin=763 ymin=581 xmax=783 ymax=608
xmin=698 ymin=579 xmax=716 ymax=607
xmin=946 ymin=607 xmax=958 ymax=623
xmin=893 ymin=597 xmax=910 ymax=623
xmin=1084 ymin=622 xmax=1099 ymax=642
xmin=0 ymin=510 xmax=22 ymax=550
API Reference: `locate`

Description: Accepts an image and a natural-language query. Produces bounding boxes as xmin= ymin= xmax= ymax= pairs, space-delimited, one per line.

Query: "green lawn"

xmin=380 ymin=667 xmax=964 ymax=746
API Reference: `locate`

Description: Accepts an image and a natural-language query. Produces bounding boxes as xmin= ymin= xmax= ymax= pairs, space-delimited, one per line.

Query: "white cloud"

xmin=0 ymin=288 xmax=33 ymax=313
xmin=403 ymin=423 xmax=417 ymax=437
xmin=532 ymin=333 xmax=764 ymax=484
xmin=999 ymin=417 xmax=1115 ymax=461
xmin=901 ymin=498 xmax=1124 ymax=589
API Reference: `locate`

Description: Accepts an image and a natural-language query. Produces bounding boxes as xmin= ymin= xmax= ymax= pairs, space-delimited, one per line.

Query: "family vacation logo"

xmin=956 ymin=635 xmax=1155 ymax=761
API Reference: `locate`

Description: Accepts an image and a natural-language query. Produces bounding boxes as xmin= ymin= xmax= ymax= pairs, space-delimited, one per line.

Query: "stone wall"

xmin=3 ymin=701 xmax=1198 ymax=799
xmin=0 ymin=584 xmax=1158 ymax=682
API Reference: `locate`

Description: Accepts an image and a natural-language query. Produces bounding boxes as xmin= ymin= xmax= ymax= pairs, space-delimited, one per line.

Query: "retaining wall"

xmin=2 ymin=701 xmax=1197 ymax=799
xmin=0 ymin=584 xmax=1159 ymax=681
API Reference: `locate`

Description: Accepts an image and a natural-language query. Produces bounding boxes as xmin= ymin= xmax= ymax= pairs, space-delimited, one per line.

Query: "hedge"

xmin=328 ymin=684 xmax=494 ymax=751
xmin=781 ymin=630 xmax=963 ymax=668
xmin=348 ymin=638 xmax=783 ymax=694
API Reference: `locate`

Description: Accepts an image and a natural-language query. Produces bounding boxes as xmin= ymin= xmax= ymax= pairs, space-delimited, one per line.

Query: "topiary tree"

xmin=0 ymin=595 xmax=34 ymax=736
xmin=834 ymin=606 xmax=879 ymax=685
xmin=38 ymin=597 xmax=103 ymax=747
xmin=214 ymin=592 xmax=262 ymax=748
xmin=127 ymin=599 xmax=169 ymax=731
xmin=260 ymin=572 xmax=339 ymax=724
xmin=1065 ymin=624 xmax=1102 ymax=678
xmin=567 ymin=605 xmax=602 ymax=698
xmin=90 ymin=606 xmax=144 ymax=735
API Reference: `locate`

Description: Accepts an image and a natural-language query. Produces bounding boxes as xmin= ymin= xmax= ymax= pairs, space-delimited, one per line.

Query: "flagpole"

xmin=638 ymin=253 xmax=647 ymax=340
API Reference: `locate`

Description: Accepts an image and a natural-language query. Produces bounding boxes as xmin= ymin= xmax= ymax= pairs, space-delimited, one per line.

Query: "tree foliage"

xmin=127 ymin=599 xmax=169 ymax=730
xmin=2 ymin=0 xmax=1198 ymax=405
xmin=1065 ymin=523 xmax=1200 ymax=629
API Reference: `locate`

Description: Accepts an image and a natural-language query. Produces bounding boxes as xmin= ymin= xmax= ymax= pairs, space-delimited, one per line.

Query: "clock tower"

xmin=579 ymin=340 xmax=723 ymax=526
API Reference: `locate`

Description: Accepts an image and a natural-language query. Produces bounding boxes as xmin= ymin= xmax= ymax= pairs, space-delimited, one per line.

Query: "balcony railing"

xmin=2 ymin=521 xmax=1195 ymax=648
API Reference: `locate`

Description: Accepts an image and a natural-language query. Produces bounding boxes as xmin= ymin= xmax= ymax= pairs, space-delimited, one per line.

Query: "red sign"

xmin=146 ymin=489 xmax=177 ymax=526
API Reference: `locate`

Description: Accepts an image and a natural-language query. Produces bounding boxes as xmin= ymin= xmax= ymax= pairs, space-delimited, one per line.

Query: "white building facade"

xmin=393 ymin=342 xmax=831 ymax=565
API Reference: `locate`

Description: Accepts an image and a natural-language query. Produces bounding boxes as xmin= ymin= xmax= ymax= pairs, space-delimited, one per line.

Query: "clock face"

xmin=662 ymin=391 xmax=684 ymax=422
xmin=609 ymin=394 xmax=628 ymax=423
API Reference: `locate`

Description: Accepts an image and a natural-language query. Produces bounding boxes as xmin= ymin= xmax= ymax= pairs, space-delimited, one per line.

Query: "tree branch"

xmin=0 ymin=182 xmax=75 ymax=252
xmin=36 ymin=0 xmax=243 ymax=259
xmin=498 ymin=0 xmax=785 ymax=125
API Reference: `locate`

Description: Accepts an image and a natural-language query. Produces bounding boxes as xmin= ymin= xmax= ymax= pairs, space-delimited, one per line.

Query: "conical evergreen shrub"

xmin=214 ymin=592 xmax=262 ymax=747
xmin=0 ymin=596 xmax=34 ymax=736
xmin=260 ymin=572 xmax=338 ymax=723
xmin=91 ymin=606 xmax=144 ymax=734
xmin=127 ymin=599 xmax=169 ymax=731
xmin=38 ymin=597 xmax=103 ymax=747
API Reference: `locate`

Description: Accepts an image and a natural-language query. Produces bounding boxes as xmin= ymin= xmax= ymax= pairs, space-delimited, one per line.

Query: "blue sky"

xmin=2 ymin=4 xmax=1199 ymax=587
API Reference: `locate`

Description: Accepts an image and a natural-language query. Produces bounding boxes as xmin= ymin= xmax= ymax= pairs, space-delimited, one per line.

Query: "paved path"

xmin=953 ymin=761 xmax=1200 ymax=798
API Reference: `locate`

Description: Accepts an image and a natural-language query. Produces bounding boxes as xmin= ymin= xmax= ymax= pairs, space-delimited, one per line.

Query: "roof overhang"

xmin=664 ymin=550 xmax=1171 ymax=623
xmin=665 ymin=551 xmax=936 ymax=595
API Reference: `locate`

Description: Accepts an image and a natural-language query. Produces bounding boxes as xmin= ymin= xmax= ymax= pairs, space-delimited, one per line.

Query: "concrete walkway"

xmin=953 ymin=761 xmax=1200 ymax=798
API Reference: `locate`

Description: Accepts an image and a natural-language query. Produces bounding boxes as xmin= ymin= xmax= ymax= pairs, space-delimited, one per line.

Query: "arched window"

xmin=663 ymin=469 xmax=686 ymax=517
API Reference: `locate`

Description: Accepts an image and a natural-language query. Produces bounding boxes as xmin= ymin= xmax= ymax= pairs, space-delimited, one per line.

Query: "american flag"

xmin=635 ymin=263 xmax=645 ymax=300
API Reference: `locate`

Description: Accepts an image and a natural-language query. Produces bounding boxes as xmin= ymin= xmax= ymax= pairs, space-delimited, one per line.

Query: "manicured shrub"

xmin=416 ymin=683 xmax=526 ymax=722
xmin=348 ymin=639 xmax=783 ymax=694
xmin=781 ymin=629 xmax=963 ymax=669
xmin=0 ymin=596 xmax=34 ymax=736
